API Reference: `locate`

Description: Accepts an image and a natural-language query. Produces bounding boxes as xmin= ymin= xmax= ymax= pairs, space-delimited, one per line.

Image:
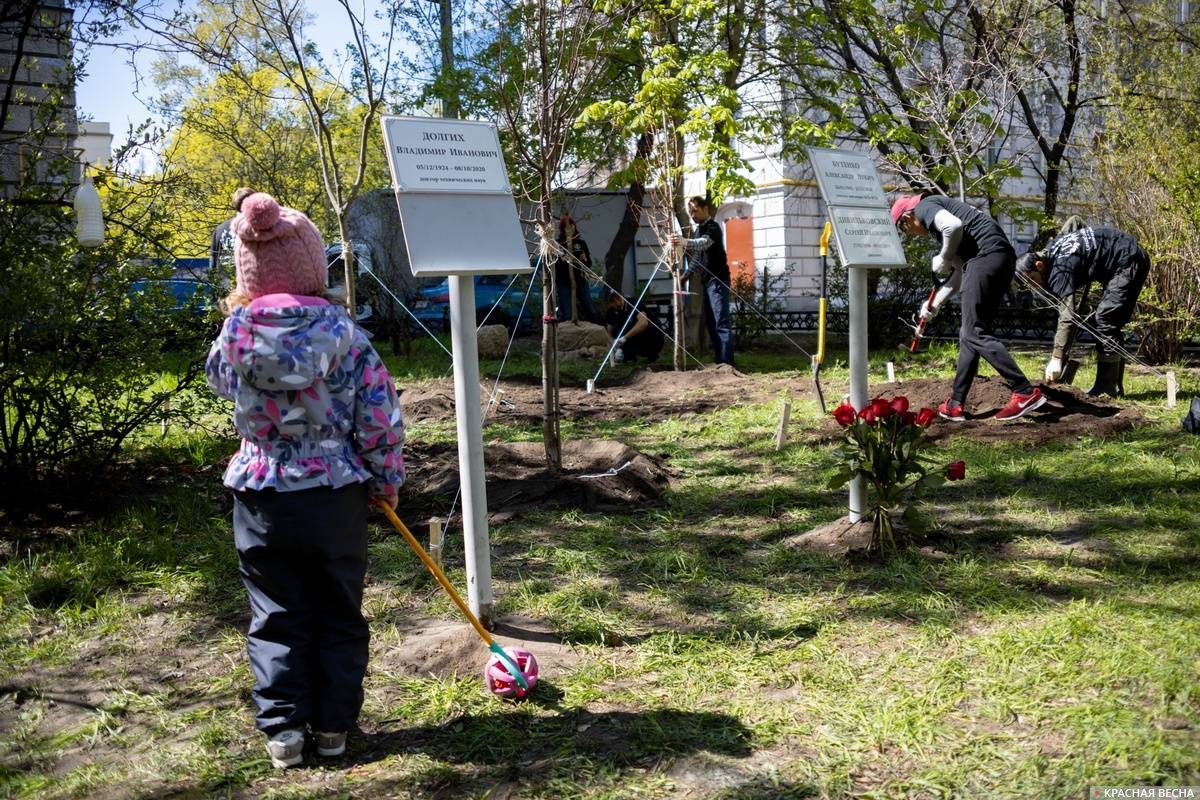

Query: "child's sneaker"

xmin=266 ymin=728 xmax=305 ymax=769
xmin=314 ymin=731 xmax=347 ymax=757
xmin=937 ymin=398 xmax=965 ymax=421
xmin=995 ymin=387 xmax=1046 ymax=421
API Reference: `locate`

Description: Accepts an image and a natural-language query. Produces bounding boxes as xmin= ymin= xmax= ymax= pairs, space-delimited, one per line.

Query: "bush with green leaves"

xmin=0 ymin=158 xmax=217 ymax=512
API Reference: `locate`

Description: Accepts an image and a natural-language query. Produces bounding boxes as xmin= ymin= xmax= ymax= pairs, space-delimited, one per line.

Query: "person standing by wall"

xmin=553 ymin=215 xmax=601 ymax=323
xmin=671 ymin=196 xmax=734 ymax=366
xmin=892 ymin=192 xmax=1045 ymax=421
xmin=1016 ymin=226 xmax=1150 ymax=398
xmin=205 ymin=192 xmax=405 ymax=768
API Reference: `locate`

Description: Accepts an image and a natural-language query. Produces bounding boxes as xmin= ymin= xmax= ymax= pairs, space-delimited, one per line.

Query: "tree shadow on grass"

xmin=341 ymin=704 xmax=754 ymax=797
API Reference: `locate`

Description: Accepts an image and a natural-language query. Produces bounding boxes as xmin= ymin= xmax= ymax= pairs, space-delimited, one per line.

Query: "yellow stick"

xmin=374 ymin=500 xmax=494 ymax=646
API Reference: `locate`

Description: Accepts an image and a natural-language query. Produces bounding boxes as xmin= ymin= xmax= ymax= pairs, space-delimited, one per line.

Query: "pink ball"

xmin=485 ymin=646 xmax=539 ymax=699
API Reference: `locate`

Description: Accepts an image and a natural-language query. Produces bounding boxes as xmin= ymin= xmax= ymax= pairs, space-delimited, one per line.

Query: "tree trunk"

xmin=337 ymin=217 xmax=355 ymax=314
xmin=672 ymin=262 xmax=685 ymax=370
xmin=602 ymin=132 xmax=655 ymax=291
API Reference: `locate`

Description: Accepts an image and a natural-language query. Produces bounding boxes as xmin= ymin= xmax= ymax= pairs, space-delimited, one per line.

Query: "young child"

xmin=205 ymin=192 xmax=405 ymax=768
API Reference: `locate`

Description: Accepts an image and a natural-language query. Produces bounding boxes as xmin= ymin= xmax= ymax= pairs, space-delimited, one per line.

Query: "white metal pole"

xmin=847 ymin=266 xmax=869 ymax=523
xmin=447 ymin=275 xmax=495 ymax=628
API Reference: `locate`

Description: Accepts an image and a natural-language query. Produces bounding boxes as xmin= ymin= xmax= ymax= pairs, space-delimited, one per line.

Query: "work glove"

xmin=917 ymin=298 xmax=939 ymax=322
xmin=617 ymin=336 xmax=626 ymax=346
xmin=1044 ymin=356 xmax=1063 ymax=382
xmin=931 ymin=254 xmax=955 ymax=278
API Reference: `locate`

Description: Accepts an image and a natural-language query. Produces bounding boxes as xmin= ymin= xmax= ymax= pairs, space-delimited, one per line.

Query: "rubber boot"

xmin=1087 ymin=357 xmax=1124 ymax=398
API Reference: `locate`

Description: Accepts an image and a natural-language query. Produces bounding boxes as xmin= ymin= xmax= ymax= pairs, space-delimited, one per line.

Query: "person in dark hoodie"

xmin=1017 ymin=226 xmax=1149 ymax=397
xmin=552 ymin=214 xmax=601 ymax=323
xmin=206 ymin=192 xmax=405 ymax=769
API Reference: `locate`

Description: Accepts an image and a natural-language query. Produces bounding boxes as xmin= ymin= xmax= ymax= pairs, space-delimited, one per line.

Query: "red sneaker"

xmin=937 ymin=398 xmax=965 ymax=421
xmin=995 ymin=387 xmax=1046 ymax=421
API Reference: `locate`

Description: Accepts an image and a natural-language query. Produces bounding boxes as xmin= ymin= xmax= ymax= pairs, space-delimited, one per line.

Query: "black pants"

xmin=232 ymin=483 xmax=369 ymax=734
xmin=623 ymin=328 xmax=664 ymax=362
xmin=1092 ymin=250 xmax=1150 ymax=359
xmin=952 ymin=248 xmax=1034 ymax=403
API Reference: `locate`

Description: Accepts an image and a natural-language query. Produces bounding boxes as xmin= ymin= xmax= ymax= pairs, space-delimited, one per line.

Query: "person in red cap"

xmin=892 ymin=192 xmax=1045 ymax=422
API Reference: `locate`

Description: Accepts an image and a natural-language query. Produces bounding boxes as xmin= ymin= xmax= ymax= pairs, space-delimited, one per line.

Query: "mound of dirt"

xmin=397 ymin=438 xmax=676 ymax=524
xmin=841 ymin=375 xmax=1140 ymax=445
xmin=371 ymin=614 xmax=580 ymax=683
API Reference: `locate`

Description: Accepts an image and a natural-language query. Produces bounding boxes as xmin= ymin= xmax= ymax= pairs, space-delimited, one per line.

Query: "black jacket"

xmin=689 ymin=218 xmax=730 ymax=285
xmin=1043 ymin=227 xmax=1147 ymax=299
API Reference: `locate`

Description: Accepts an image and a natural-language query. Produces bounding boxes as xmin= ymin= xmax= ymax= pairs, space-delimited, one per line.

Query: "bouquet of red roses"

xmin=829 ymin=395 xmax=965 ymax=552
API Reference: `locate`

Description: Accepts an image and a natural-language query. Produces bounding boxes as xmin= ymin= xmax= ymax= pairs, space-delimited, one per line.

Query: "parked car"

xmin=410 ymin=272 xmax=605 ymax=335
xmin=129 ymin=276 xmax=216 ymax=316
xmin=325 ymin=242 xmax=376 ymax=329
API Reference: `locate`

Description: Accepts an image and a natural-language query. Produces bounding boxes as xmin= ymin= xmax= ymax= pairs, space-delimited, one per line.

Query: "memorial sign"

xmin=382 ymin=115 xmax=531 ymax=276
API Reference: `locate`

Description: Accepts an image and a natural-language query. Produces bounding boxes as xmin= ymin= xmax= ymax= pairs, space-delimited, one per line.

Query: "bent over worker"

xmin=1017 ymin=226 xmax=1149 ymax=398
xmin=892 ymin=192 xmax=1045 ymax=422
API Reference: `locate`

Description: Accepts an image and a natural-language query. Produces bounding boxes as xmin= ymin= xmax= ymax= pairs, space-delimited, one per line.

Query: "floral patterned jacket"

xmin=205 ymin=294 xmax=405 ymax=504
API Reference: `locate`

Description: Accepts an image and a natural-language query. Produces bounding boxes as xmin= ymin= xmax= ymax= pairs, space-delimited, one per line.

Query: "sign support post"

xmin=448 ymin=275 xmax=494 ymax=622
xmin=806 ymin=146 xmax=909 ymax=523
xmin=383 ymin=116 xmax=533 ymax=629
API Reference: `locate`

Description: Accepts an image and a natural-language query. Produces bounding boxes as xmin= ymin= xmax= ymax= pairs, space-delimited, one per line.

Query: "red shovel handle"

xmin=909 ymin=286 xmax=937 ymax=352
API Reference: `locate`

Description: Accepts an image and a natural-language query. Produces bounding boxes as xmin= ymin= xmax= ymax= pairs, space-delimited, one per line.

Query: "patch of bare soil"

xmin=401 ymin=363 xmax=792 ymax=426
xmin=372 ymin=614 xmax=581 ymax=684
xmin=0 ymin=593 xmax=240 ymax=787
xmin=862 ymin=375 xmax=1139 ymax=445
xmin=397 ymin=438 xmax=676 ymax=524
xmin=398 ymin=367 xmax=1143 ymax=525
xmin=786 ymin=516 xmax=876 ymax=557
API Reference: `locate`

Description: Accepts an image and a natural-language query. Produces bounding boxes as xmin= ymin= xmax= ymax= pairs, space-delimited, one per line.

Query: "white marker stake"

xmin=429 ymin=520 xmax=444 ymax=570
xmin=586 ymin=379 xmax=594 ymax=394
xmin=775 ymin=399 xmax=792 ymax=451
xmin=1167 ymin=371 xmax=1177 ymax=409
xmin=886 ymin=361 xmax=895 ymax=383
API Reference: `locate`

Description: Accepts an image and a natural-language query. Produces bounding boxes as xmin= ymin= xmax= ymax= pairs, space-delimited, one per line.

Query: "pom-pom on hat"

xmin=232 ymin=192 xmax=327 ymax=298
xmin=890 ymin=193 xmax=923 ymax=225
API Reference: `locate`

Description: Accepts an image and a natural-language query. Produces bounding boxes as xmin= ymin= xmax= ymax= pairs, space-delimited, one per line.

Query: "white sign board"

xmin=827 ymin=205 xmax=908 ymax=268
xmin=384 ymin=116 xmax=511 ymax=193
xmin=807 ymin=147 xmax=889 ymax=207
xmin=383 ymin=116 xmax=531 ymax=276
xmin=805 ymin=145 xmax=908 ymax=270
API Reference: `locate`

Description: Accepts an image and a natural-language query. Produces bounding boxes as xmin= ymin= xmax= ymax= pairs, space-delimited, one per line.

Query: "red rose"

xmin=890 ymin=396 xmax=909 ymax=415
xmin=870 ymin=397 xmax=892 ymax=419
xmin=915 ymin=407 xmax=936 ymax=427
xmin=832 ymin=403 xmax=857 ymax=427
xmin=946 ymin=460 xmax=966 ymax=481
xmin=859 ymin=406 xmax=877 ymax=423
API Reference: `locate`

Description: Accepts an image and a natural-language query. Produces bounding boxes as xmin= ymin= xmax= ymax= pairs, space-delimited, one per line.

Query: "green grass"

xmin=1 ymin=344 xmax=1198 ymax=798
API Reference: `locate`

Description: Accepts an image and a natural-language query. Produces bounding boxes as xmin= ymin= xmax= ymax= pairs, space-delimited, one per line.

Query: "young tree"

xmin=1086 ymin=0 xmax=1200 ymax=362
xmin=580 ymin=0 xmax=765 ymax=367
xmin=142 ymin=0 xmax=404 ymax=310
xmin=485 ymin=0 xmax=626 ymax=469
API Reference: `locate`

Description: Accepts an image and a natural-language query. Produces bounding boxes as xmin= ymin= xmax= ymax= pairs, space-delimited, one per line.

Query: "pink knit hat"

xmin=890 ymin=193 xmax=923 ymax=225
xmin=232 ymin=193 xmax=327 ymax=298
